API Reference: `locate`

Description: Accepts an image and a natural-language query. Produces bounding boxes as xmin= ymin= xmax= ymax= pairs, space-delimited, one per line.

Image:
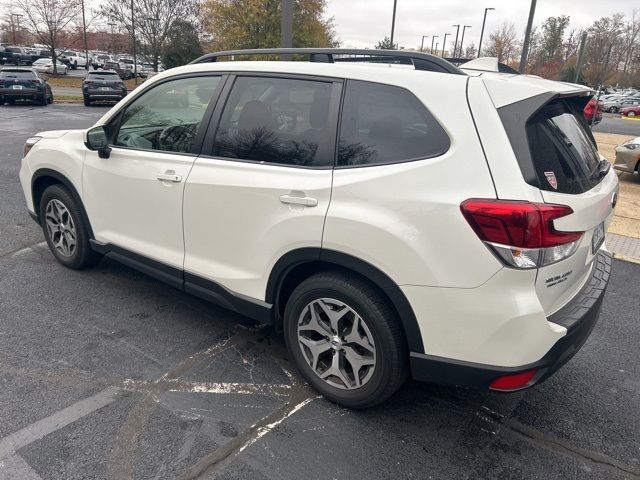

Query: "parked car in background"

xmin=92 ymin=54 xmax=112 ymax=70
xmin=82 ymin=70 xmax=127 ymax=106
xmin=620 ymin=105 xmax=640 ymax=117
xmin=59 ymin=51 xmax=88 ymax=70
xmin=0 ymin=68 xmax=53 ymax=105
xmin=18 ymin=49 xmax=617 ymax=408
xmin=583 ymin=97 xmax=603 ymax=124
xmin=603 ymin=97 xmax=640 ymax=113
xmin=31 ymin=58 xmax=68 ymax=75
xmin=614 ymin=137 xmax=640 ymax=174
xmin=0 ymin=46 xmax=32 ymax=65
xmin=102 ymin=61 xmax=133 ymax=80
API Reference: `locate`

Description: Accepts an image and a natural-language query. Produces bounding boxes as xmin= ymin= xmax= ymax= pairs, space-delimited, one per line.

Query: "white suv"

xmin=19 ymin=49 xmax=617 ymax=408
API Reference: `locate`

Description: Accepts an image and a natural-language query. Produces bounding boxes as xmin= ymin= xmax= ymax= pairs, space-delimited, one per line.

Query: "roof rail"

xmin=189 ymin=48 xmax=466 ymax=75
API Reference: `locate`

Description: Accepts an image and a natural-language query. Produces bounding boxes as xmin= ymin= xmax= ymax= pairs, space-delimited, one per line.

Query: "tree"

xmin=101 ymin=0 xmax=197 ymax=71
xmin=537 ymin=16 xmax=570 ymax=64
xmin=12 ymin=0 xmax=80 ymax=74
xmin=484 ymin=22 xmax=519 ymax=64
xmin=162 ymin=20 xmax=203 ymax=68
xmin=463 ymin=42 xmax=477 ymax=59
xmin=375 ymin=36 xmax=397 ymax=50
xmin=200 ymin=0 xmax=338 ymax=52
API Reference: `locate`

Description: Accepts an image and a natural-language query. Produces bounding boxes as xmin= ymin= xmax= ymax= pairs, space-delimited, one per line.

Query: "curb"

xmin=612 ymin=252 xmax=640 ymax=265
xmin=621 ymin=116 xmax=640 ymax=122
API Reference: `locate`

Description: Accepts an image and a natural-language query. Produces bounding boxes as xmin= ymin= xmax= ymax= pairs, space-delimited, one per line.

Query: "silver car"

xmin=614 ymin=137 xmax=640 ymax=174
xmin=603 ymin=97 xmax=640 ymax=113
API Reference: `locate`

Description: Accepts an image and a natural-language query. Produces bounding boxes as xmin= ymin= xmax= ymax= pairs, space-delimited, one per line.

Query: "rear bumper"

xmin=0 ymin=89 xmax=41 ymax=99
xmin=410 ymin=251 xmax=611 ymax=389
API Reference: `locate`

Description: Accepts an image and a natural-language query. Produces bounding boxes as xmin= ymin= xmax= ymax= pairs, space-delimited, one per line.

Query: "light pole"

xmin=108 ymin=22 xmax=116 ymax=53
xmin=477 ymin=7 xmax=495 ymax=58
xmin=11 ymin=14 xmax=23 ymax=44
xmin=390 ymin=0 xmax=398 ymax=48
xmin=420 ymin=35 xmax=429 ymax=52
xmin=430 ymin=35 xmax=438 ymax=55
xmin=452 ymin=25 xmax=461 ymax=59
xmin=441 ymin=33 xmax=451 ymax=57
xmin=519 ymin=0 xmax=537 ymax=73
xmin=459 ymin=25 xmax=471 ymax=58
xmin=81 ymin=0 xmax=89 ymax=70
xmin=130 ymin=0 xmax=138 ymax=84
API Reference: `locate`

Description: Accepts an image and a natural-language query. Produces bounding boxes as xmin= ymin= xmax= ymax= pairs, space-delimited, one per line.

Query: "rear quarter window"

xmin=337 ymin=80 xmax=450 ymax=167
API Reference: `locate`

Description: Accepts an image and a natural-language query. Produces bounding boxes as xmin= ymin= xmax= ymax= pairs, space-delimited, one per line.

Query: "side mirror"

xmin=84 ymin=126 xmax=111 ymax=159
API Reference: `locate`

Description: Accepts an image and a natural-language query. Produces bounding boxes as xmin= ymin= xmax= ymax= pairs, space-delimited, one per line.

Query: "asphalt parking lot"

xmin=1 ymin=104 xmax=639 ymax=480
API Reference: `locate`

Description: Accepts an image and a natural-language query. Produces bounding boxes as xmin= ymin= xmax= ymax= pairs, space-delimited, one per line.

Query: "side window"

xmin=213 ymin=76 xmax=335 ymax=167
xmin=337 ymin=80 xmax=450 ymax=167
xmin=114 ymin=76 xmax=220 ymax=154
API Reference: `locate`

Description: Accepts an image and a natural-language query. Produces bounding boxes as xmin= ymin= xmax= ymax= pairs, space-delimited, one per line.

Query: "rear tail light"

xmin=489 ymin=369 xmax=537 ymax=391
xmin=460 ymin=199 xmax=583 ymax=269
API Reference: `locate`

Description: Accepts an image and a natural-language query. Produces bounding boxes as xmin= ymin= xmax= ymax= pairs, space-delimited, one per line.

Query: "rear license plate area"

xmin=592 ymin=222 xmax=605 ymax=254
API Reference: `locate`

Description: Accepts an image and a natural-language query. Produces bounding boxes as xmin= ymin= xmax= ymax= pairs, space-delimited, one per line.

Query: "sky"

xmin=324 ymin=0 xmax=639 ymax=50
xmin=1 ymin=0 xmax=637 ymax=52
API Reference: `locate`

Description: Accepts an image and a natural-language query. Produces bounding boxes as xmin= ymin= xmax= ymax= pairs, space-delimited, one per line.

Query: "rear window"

xmin=526 ymin=101 xmax=601 ymax=194
xmin=337 ymin=80 xmax=450 ymax=167
xmin=0 ymin=70 xmax=36 ymax=79
xmin=88 ymin=71 xmax=119 ymax=77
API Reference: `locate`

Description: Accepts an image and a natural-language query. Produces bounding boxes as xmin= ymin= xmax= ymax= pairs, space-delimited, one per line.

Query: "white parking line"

xmin=0 ymin=454 xmax=42 ymax=480
xmin=0 ymin=387 xmax=119 ymax=458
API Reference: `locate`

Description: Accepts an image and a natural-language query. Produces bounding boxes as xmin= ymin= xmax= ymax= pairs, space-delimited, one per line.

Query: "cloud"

xmin=326 ymin=0 xmax=639 ymax=49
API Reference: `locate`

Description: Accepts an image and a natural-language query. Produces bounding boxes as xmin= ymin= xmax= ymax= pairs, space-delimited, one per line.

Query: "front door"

xmin=83 ymin=74 xmax=224 ymax=269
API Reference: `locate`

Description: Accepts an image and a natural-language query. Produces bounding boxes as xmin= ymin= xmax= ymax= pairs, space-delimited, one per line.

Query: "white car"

xmin=58 ymin=51 xmax=87 ymax=70
xmin=31 ymin=58 xmax=68 ymax=75
xmin=19 ymin=49 xmax=617 ymax=408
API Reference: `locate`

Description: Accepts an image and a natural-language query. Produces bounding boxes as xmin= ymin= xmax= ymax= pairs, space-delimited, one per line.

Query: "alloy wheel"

xmin=297 ymin=298 xmax=376 ymax=390
xmin=44 ymin=199 xmax=77 ymax=257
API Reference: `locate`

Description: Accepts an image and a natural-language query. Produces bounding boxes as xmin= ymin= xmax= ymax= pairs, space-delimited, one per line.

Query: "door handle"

xmin=280 ymin=194 xmax=318 ymax=207
xmin=156 ymin=171 xmax=182 ymax=183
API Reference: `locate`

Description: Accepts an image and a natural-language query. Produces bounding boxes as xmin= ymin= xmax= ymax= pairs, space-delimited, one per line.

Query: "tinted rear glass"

xmin=88 ymin=72 xmax=119 ymax=78
xmin=526 ymin=101 xmax=601 ymax=194
xmin=0 ymin=71 xmax=36 ymax=79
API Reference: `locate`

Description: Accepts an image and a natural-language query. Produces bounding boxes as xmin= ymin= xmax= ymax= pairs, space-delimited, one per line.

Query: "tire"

xmin=628 ymin=111 xmax=636 ymax=117
xmin=83 ymin=95 xmax=91 ymax=107
xmin=284 ymin=271 xmax=408 ymax=409
xmin=38 ymin=185 xmax=102 ymax=269
xmin=39 ymin=94 xmax=47 ymax=106
xmin=72 ymin=61 xmax=78 ymax=70
xmin=610 ymin=106 xmax=618 ymax=113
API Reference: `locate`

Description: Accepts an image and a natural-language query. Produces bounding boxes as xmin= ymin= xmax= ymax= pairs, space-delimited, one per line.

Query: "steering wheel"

xmin=158 ymin=124 xmax=196 ymax=151
xmin=117 ymin=131 xmax=152 ymax=149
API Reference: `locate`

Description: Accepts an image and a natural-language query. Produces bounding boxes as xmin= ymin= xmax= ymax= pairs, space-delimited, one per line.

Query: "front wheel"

xmin=284 ymin=271 xmax=408 ymax=408
xmin=610 ymin=106 xmax=619 ymax=113
xmin=39 ymin=185 xmax=102 ymax=269
xmin=628 ymin=111 xmax=636 ymax=117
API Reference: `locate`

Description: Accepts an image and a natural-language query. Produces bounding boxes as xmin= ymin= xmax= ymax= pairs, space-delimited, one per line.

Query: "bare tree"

xmin=101 ymin=0 xmax=197 ymax=71
xmin=484 ymin=22 xmax=519 ymax=64
xmin=12 ymin=0 xmax=80 ymax=74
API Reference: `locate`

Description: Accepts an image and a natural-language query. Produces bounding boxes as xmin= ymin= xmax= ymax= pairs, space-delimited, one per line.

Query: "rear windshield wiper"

xmin=591 ymin=159 xmax=610 ymax=179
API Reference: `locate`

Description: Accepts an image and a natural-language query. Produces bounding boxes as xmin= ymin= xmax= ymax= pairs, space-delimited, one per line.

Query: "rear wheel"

xmin=284 ymin=271 xmax=408 ymax=408
xmin=39 ymin=93 xmax=47 ymax=106
xmin=628 ymin=111 xmax=636 ymax=117
xmin=83 ymin=95 xmax=91 ymax=106
xmin=610 ymin=106 xmax=619 ymax=113
xmin=39 ymin=185 xmax=102 ymax=269
xmin=73 ymin=60 xmax=78 ymax=70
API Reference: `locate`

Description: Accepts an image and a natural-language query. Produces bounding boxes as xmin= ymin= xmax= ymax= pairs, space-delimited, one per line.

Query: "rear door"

xmin=524 ymin=99 xmax=618 ymax=314
xmin=183 ymin=74 xmax=342 ymax=300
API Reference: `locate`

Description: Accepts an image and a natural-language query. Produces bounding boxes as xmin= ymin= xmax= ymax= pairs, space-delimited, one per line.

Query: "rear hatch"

xmin=85 ymin=72 xmax=123 ymax=92
xmin=524 ymin=97 xmax=618 ymax=314
xmin=0 ymin=70 xmax=41 ymax=92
